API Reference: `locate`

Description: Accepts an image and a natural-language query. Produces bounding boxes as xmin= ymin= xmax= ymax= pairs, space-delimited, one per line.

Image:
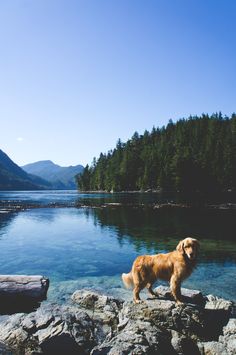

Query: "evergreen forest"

xmin=76 ymin=113 xmax=236 ymax=193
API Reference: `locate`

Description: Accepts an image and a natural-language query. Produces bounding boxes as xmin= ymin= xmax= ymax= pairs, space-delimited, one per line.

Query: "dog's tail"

xmin=122 ymin=271 xmax=134 ymax=289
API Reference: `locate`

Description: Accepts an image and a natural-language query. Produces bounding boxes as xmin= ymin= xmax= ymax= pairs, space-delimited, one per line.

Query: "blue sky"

xmin=0 ymin=0 xmax=235 ymax=167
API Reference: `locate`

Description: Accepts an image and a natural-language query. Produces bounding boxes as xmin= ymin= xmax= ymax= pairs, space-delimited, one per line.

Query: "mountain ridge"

xmin=0 ymin=149 xmax=52 ymax=190
xmin=22 ymin=160 xmax=84 ymax=189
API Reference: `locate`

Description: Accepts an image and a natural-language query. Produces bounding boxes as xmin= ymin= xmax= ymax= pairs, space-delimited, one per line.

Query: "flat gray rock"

xmin=205 ymin=294 xmax=233 ymax=310
xmin=154 ymin=285 xmax=205 ymax=305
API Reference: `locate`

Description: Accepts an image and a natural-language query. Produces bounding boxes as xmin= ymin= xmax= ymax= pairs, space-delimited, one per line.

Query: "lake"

xmin=0 ymin=190 xmax=236 ymax=303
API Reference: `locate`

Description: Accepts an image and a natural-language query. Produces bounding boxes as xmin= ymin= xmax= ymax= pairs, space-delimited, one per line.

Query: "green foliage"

xmin=76 ymin=113 xmax=236 ymax=193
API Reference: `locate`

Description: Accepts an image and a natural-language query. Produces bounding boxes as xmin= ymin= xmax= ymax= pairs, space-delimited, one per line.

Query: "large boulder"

xmin=86 ymin=288 xmax=235 ymax=355
xmin=72 ymin=289 xmax=124 ymax=331
xmin=205 ymin=294 xmax=233 ymax=311
xmin=154 ymin=285 xmax=205 ymax=305
xmin=220 ymin=319 xmax=236 ymax=354
xmin=92 ymin=298 xmax=207 ymax=354
xmin=0 ymin=304 xmax=98 ymax=354
xmin=199 ymin=318 xmax=236 ymax=355
xmin=91 ymin=317 xmax=175 ymax=355
xmin=0 ymin=341 xmax=12 ymax=355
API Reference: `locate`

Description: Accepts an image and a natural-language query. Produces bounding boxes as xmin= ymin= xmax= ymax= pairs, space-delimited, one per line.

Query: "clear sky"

xmin=0 ymin=0 xmax=235 ymax=167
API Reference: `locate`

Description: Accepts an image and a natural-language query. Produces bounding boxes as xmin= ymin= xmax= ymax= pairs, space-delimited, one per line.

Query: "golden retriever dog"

xmin=122 ymin=237 xmax=199 ymax=304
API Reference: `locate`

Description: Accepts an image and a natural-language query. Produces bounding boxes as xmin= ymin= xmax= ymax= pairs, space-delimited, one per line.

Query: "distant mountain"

xmin=22 ymin=160 xmax=84 ymax=189
xmin=0 ymin=149 xmax=52 ymax=190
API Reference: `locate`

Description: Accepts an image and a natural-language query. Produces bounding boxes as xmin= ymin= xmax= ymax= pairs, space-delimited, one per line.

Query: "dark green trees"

xmin=77 ymin=113 xmax=236 ymax=193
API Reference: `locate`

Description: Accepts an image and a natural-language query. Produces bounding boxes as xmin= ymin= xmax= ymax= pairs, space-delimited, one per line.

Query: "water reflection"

xmin=85 ymin=206 xmax=236 ymax=261
xmin=0 ymin=211 xmax=17 ymax=228
xmin=76 ymin=190 xmax=236 ymax=206
xmin=0 ymin=192 xmax=235 ymax=302
xmin=0 ymin=190 xmax=79 ymax=204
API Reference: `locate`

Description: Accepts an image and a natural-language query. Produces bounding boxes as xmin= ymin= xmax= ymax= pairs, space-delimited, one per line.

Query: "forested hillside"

xmin=77 ymin=113 xmax=236 ymax=193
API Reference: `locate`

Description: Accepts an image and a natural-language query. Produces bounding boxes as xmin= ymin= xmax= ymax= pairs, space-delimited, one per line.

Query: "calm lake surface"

xmin=0 ymin=191 xmax=236 ymax=302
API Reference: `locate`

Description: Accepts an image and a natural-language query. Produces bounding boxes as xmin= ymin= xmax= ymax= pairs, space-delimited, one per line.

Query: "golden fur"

xmin=122 ymin=237 xmax=199 ymax=304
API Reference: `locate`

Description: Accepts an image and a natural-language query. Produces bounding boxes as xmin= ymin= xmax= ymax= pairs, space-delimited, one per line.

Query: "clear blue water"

xmin=0 ymin=191 xmax=235 ymax=303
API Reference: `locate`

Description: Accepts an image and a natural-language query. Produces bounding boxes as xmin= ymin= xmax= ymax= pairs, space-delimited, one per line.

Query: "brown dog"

xmin=122 ymin=237 xmax=199 ymax=304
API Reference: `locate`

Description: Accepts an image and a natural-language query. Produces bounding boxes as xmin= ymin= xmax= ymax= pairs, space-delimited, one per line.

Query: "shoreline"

xmin=1 ymin=200 xmax=236 ymax=213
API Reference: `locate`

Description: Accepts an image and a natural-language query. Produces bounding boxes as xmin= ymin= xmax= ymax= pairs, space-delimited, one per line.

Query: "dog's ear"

xmin=176 ymin=239 xmax=185 ymax=254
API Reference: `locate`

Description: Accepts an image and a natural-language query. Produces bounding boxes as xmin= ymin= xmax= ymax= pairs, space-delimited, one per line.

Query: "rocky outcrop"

xmin=71 ymin=289 xmax=123 ymax=333
xmin=198 ymin=318 xmax=236 ymax=355
xmin=0 ymin=304 xmax=98 ymax=354
xmin=0 ymin=341 xmax=11 ymax=355
xmin=88 ymin=288 xmax=234 ymax=355
xmin=0 ymin=287 xmax=234 ymax=354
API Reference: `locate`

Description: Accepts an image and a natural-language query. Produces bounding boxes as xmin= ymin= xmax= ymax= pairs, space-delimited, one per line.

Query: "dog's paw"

xmin=134 ymin=299 xmax=144 ymax=304
xmin=176 ymin=300 xmax=184 ymax=306
xmin=148 ymin=294 xmax=159 ymax=300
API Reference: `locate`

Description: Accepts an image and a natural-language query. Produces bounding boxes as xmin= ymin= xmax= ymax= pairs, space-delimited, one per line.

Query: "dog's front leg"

xmin=170 ymin=275 xmax=183 ymax=304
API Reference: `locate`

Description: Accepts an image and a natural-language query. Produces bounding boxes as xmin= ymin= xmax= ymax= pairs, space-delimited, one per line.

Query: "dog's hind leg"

xmin=133 ymin=284 xmax=144 ymax=303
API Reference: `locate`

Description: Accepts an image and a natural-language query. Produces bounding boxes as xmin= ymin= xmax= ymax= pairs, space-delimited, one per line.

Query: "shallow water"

xmin=0 ymin=191 xmax=235 ymax=303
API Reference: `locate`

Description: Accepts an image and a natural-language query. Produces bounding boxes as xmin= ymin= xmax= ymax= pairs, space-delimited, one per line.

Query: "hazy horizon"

xmin=1 ymin=0 xmax=235 ymax=167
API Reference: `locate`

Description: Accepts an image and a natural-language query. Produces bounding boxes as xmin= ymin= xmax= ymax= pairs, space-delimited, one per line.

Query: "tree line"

xmin=76 ymin=113 xmax=236 ymax=193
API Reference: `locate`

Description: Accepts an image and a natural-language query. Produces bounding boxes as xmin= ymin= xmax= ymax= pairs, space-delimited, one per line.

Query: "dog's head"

xmin=176 ymin=237 xmax=200 ymax=260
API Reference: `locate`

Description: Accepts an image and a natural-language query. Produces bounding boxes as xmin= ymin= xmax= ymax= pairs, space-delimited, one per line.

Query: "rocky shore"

xmin=1 ymin=199 xmax=236 ymax=214
xmin=0 ymin=286 xmax=235 ymax=355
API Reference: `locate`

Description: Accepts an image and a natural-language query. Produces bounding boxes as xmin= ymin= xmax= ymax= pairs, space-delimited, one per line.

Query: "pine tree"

xmin=76 ymin=114 xmax=236 ymax=193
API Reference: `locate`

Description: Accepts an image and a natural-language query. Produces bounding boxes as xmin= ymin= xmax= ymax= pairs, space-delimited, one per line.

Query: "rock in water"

xmin=0 ymin=275 xmax=49 ymax=314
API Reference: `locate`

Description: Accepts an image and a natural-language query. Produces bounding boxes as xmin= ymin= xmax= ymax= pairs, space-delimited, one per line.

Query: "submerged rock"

xmin=0 ymin=287 xmax=234 ymax=354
